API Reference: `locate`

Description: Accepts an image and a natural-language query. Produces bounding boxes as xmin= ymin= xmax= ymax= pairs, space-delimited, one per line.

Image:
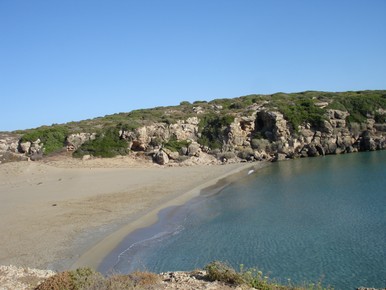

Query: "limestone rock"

xmin=228 ymin=116 xmax=255 ymax=147
xmin=162 ymin=147 xmax=180 ymax=160
xmin=19 ymin=141 xmax=31 ymax=153
xmin=255 ymin=110 xmax=290 ymax=141
xmin=66 ymin=133 xmax=96 ymax=151
xmin=328 ymin=109 xmax=350 ymax=120
xmin=188 ymin=142 xmax=201 ymax=157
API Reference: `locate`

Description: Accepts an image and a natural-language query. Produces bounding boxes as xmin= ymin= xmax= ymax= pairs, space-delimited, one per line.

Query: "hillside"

xmin=1 ymin=90 xmax=385 ymax=164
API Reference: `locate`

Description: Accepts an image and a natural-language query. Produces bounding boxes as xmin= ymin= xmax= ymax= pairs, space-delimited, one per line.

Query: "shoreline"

xmin=71 ymin=161 xmax=269 ymax=271
xmin=0 ymin=157 xmax=267 ymax=272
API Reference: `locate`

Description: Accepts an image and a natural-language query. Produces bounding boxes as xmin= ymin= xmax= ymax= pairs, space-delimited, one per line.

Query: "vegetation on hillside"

xmin=15 ymin=90 xmax=386 ymax=157
xmin=73 ymin=127 xmax=129 ymax=158
xmin=163 ymin=136 xmax=190 ymax=152
xmin=198 ymin=114 xmax=235 ymax=149
xmin=20 ymin=125 xmax=68 ymax=155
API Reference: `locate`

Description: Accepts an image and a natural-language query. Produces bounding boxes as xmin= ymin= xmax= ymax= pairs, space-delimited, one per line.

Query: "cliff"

xmin=1 ymin=90 xmax=385 ymax=165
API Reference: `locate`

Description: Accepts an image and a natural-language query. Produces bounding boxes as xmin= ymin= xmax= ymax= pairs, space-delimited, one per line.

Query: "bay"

xmin=110 ymin=151 xmax=386 ymax=289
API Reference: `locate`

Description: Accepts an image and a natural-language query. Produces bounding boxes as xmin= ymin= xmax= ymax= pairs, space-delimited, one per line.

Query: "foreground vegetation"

xmin=33 ymin=262 xmax=334 ymax=290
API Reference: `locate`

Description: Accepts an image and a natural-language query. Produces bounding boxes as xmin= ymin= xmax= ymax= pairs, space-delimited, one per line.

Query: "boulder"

xmin=19 ymin=141 xmax=31 ymax=153
xmin=154 ymin=150 xmax=169 ymax=165
xmin=187 ymin=143 xmax=201 ymax=157
xmin=162 ymin=147 xmax=179 ymax=160
xmin=273 ymin=153 xmax=287 ymax=162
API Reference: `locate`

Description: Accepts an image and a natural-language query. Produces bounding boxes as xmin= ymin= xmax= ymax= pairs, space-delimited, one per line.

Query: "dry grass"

xmin=34 ymin=268 xmax=161 ymax=290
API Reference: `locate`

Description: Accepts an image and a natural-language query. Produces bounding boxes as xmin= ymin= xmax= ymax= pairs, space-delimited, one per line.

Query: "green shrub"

xmin=205 ymin=261 xmax=244 ymax=285
xmin=21 ymin=125 xmax=68 ymax=155
xmin=73 ymin=127 xmax=129 ymax=158
xmin=251 ymin=138 xmax=271 ymax=151
xmin=278 ymin=98 xmax=326 ymax=131
xmin=197 ymin=114 xmax=235 ymax=149
xmin=326 ymin=91 xmax=386 ymax=124
xmin=163 ymin=137 xmax=190 ymax=152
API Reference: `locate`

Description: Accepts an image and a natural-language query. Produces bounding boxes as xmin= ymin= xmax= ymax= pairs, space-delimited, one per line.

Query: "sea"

xmin=101 ymin=150 xmax=386 ymax=289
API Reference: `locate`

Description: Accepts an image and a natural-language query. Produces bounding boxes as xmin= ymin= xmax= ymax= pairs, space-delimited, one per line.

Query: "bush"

xmin=21 ymin=125 xmax=68 ymax=155
xmin=73 ymin=127 xmax=129 ymax=158
xmin=237 ymin=147 xmax=254 ymax=160
xmin=198 ymin=114 xmax=235 ymax=149
xmin=128 ymin=271 xmax=160 ymax=286
xmin=278 ymin=98 xmax=326 ymax=131
xmin=163 ymin=137 xmax=190 ymax=152
xmin=251 ymin=138 xmax=271 ymax=151
xmin=35 ymin=268 xmax=103 ymax=290
xmin=205 ymin=261 xmax=244 ymax=285
xmin=326 ymin=91 xmax=386 ymax=124
xmin=35 ymin=271 xmax=73 ymax=290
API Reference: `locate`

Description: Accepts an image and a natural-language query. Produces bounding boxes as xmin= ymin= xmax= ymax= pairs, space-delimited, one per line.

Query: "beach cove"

xmin=0 ymin=155 xmax=264 ymax=272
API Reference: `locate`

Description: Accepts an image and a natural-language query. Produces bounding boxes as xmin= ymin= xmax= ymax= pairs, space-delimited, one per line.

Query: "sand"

xmin=0 ymin=156 xmax=267 ymax=272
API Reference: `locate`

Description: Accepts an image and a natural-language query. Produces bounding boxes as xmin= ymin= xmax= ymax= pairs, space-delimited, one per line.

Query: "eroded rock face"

xmin=120 ymin=118 xmax=200 ymax=152
xmin=170 ymin=117 xmax=199 ymax=141
xmin=247 ymin=108 xmax=385 ymax=161
xmin=255 ymin=111 xmax=290 ymax=142
xmin=228 ymin=116 xmax=255 ymax=147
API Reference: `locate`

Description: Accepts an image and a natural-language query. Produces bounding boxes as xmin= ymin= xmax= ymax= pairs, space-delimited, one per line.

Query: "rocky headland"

xmin=0 ymin=91 xmax=385 ymax=166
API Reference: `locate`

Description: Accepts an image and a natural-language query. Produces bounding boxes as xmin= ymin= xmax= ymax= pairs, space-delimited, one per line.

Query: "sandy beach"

xmin=0 ymin=156 xmax=266 ymax=272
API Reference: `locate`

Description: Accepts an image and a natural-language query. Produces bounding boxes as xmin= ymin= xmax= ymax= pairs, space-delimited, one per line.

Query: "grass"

xmin=35 ymin=268 xmax=160 ymax=290
xmin=205 ymin=261 xmax=334 ymax=290
xmin=163 ymin=137 xmax=190 ymax=152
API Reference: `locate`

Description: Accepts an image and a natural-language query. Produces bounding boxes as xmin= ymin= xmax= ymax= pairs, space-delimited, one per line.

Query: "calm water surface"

xmin=109 ymin=151 xmax=386 ymax=289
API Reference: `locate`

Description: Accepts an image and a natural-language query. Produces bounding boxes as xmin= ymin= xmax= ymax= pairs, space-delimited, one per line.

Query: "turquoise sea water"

xmin=106 ymin=151 xmax=386 ymax=289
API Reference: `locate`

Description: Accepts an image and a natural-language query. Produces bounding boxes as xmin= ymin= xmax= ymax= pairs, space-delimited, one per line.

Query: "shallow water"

xmin=107 ymin=151 xmax=386 ymax=289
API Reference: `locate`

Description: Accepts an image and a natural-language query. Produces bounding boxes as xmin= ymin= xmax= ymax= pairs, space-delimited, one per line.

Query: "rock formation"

xmin=1 ymin=92 xmax=385 ymax=165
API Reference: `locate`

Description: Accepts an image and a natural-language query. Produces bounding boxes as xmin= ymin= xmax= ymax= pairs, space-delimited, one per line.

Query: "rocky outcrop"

xmin=1 ymin=99 xmax=385 ymax=165
xmin=0 ymin=133 xmax=28 ymax=163
xmin=249 ymin=108 xmax=385 ymax=161
xmin=0 ymin=265 xmax=55 ymax=290
xmin=65 ymin=133 xmax=96 ymax=151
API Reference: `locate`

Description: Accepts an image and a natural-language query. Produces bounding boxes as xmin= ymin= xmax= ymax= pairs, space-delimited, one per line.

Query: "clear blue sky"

xmin=1 ymin=0 xmax=385 ymax=131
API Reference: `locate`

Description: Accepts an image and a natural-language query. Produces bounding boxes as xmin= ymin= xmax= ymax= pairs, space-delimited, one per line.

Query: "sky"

xmin=1 ymin=1 xmax=385 ymax=131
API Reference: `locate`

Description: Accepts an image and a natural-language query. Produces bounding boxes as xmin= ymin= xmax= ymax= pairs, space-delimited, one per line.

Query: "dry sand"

xmin=0 ymin=156 xmax=266 ymax=272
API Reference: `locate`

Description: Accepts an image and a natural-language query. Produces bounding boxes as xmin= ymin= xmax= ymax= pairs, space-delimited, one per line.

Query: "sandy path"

xmin=0 ymin=157 xmax=265 ymax=271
